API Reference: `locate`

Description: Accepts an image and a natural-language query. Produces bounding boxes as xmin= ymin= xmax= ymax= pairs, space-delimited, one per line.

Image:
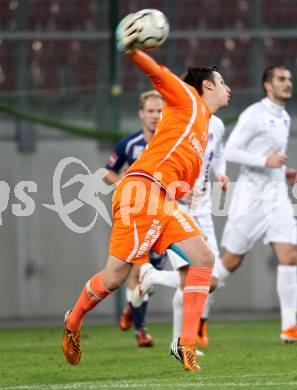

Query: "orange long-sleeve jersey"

xmin=125 ymin=50 xmax=211 ymax=200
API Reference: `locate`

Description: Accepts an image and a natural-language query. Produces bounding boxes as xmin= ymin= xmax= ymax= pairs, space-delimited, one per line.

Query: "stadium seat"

xmin=28 ymin=0 xmax=74 ymax=31
xmin=27 ymin=0 xmax=50 ymax=30
xmin=0 ymin=0 xmax=10 ymax=28
xmin=287 ymin=40 xmax=297 ymax=61
xmin=67 ymin=41 xmax=96 ymax=91
xmin=53 ymin=41 xmax=69 ymax=66
xmin=222 ymin=0 xmax=250 ymax=28
xmin=174 ymin=0 xmax=205 ymax=29
xmin=46 ymin=0 xmax=74 ymax=31
xmin=205 ymin=0 xmax=223 ymax=29
xmin=29 ymin=60 xmax=60 ymax=91
xmin=73 ymin=0 xmax=96 ymax=31
xmin=263 ymin=39 xmax=286 ymax=67
xmin=122 ymin=56 xmax=138 ymax=91
xmin=262 ymin=0 xmax=297 ymax=28
xmin=0 ymin=0 xmax=18 ymax=31
xmin=0 ymin=41 xmax=16 ymax=91
xmin=26 ymin=40 xmax=60 ymax=91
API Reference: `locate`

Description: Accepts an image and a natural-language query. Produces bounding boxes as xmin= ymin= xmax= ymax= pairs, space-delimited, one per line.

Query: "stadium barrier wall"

xmin=1 ymin=121 xmax=296 ymax=322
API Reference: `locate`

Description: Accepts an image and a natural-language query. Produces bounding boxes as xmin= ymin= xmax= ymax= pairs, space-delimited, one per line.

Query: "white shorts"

xmin=222 ymin=184 xmax=297 ymax=254
xmin=167 ymin=213 xmax=221 ymax=279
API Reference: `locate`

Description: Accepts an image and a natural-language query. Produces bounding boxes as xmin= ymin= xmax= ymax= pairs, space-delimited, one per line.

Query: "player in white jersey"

xmin=216 ymin=65 xmax=297 ymax=342
xmin=132 ymin=115 xmax=229 ymax=347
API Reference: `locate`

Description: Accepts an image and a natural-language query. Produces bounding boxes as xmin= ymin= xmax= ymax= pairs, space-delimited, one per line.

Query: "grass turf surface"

xmin=0 ymin=320 xmax=297 ymax=390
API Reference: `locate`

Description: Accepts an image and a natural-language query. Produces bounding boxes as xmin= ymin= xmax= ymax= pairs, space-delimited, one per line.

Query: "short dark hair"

xmin=181 ymin=66 xmax=218 ymax=95
xmin=262 ymin=65 xmax=287 ymax=94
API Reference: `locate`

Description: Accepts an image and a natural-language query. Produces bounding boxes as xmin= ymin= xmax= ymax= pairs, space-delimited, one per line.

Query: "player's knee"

xmin=201 ymin=248 xmax=215 ymax=268
xmin=208 ymin=248 xmax=216 ymax=267
xmin=105 ymin=277 xmax=122 ymax=290
xmin=103 ymin=272 xmax=126 ymax=290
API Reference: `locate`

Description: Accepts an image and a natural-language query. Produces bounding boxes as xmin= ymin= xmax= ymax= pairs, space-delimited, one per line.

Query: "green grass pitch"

xmin=1 ymin=320 xmax=297 ymax=390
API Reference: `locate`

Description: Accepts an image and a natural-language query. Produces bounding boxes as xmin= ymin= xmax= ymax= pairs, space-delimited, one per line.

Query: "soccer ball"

xmin=134 ymin=9 xmax=169 ymax=49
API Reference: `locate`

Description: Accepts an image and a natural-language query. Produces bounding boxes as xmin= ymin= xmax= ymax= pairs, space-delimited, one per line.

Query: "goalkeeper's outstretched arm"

xmin=128 ymin=50 xmax=164 ymax=85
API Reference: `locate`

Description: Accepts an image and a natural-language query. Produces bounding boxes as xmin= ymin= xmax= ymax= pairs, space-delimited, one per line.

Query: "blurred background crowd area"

xmin=0 ymin=0 xmax=296 ymax=133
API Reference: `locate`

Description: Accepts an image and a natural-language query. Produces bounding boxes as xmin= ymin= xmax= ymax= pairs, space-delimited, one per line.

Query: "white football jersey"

xmin=181 ymin=115 xmax=226 ymax=217
xmin=224 ymin=97 xmax=291 ymax=183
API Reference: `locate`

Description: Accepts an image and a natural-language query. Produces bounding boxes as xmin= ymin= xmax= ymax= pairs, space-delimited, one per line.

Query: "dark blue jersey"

xmin=106 ymin=130 xmax=146 ymax=173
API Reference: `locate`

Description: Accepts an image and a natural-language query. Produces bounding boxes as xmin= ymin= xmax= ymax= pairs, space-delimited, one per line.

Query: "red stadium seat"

xmin=73 ymin=0 xmax=96 ymax=30
xmin=205 ymin=0 xmax=223 ymax=29
xmin=29 ymin=60 xmax=60 ymax=91
xmin=0 ymin=0 xmax=18 ymax=30
xmin=222 ymin=0 xmax=250 ymax=28
xmin=0 ymin=41 xmax=16 ymax=91
xmin=262 ymin=0 xmax=297 ymax=27
xmin=26 ymin=40 xmax=60 ymax=91
xmin=263 ymin=39 xmax=286 ymax=67
xmin=174 ymin=0 xmax=205 ymax=29
xmin=67 ymin=41 xmax=96 ymax=91
xmin=121 ymin=55 xmax=138 ymax=91
xmin=28 ymin=0 xmax=74 ymax=31
xmin=27 ymin=0 xmax=50 ymax=30
xmin=0 ymin=0 xmax=10 ymax=27
xmin=47 ymin=0 xmax=74 ymax=31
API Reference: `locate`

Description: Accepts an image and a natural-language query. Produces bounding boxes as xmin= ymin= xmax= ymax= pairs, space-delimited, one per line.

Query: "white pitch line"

xmin=202 ymin=372 xmax=297 ymax=380
xmin=0 ymin=371 xmax=296 ymax=390
xmin=1 ymin=379 xmax=297 ymax=390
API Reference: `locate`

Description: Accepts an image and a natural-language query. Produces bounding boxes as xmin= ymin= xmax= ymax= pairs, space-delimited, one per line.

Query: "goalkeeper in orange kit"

xmin=62 ymin=12 xmax=230 ymax=372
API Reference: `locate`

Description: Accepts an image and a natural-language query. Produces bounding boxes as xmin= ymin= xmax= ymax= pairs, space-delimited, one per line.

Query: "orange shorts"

xmin=109 ymin=175 xmax=202 ymax=264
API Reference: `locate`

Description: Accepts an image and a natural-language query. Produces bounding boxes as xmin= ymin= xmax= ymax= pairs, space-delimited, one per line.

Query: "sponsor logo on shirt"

xmin=269 ymin=119 xmax=276 ymax=127
xmin=188 ymin=132 xmax=204 ymax=159
xmin=108 ymin=152 xmax=118 ymax=167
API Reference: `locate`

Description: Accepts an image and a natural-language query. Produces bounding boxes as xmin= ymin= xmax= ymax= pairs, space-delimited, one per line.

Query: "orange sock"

xmin=180 ymin=267 xmax=211 ymax=346
xmin=66 ymin=271 xmax=113 ymax=332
